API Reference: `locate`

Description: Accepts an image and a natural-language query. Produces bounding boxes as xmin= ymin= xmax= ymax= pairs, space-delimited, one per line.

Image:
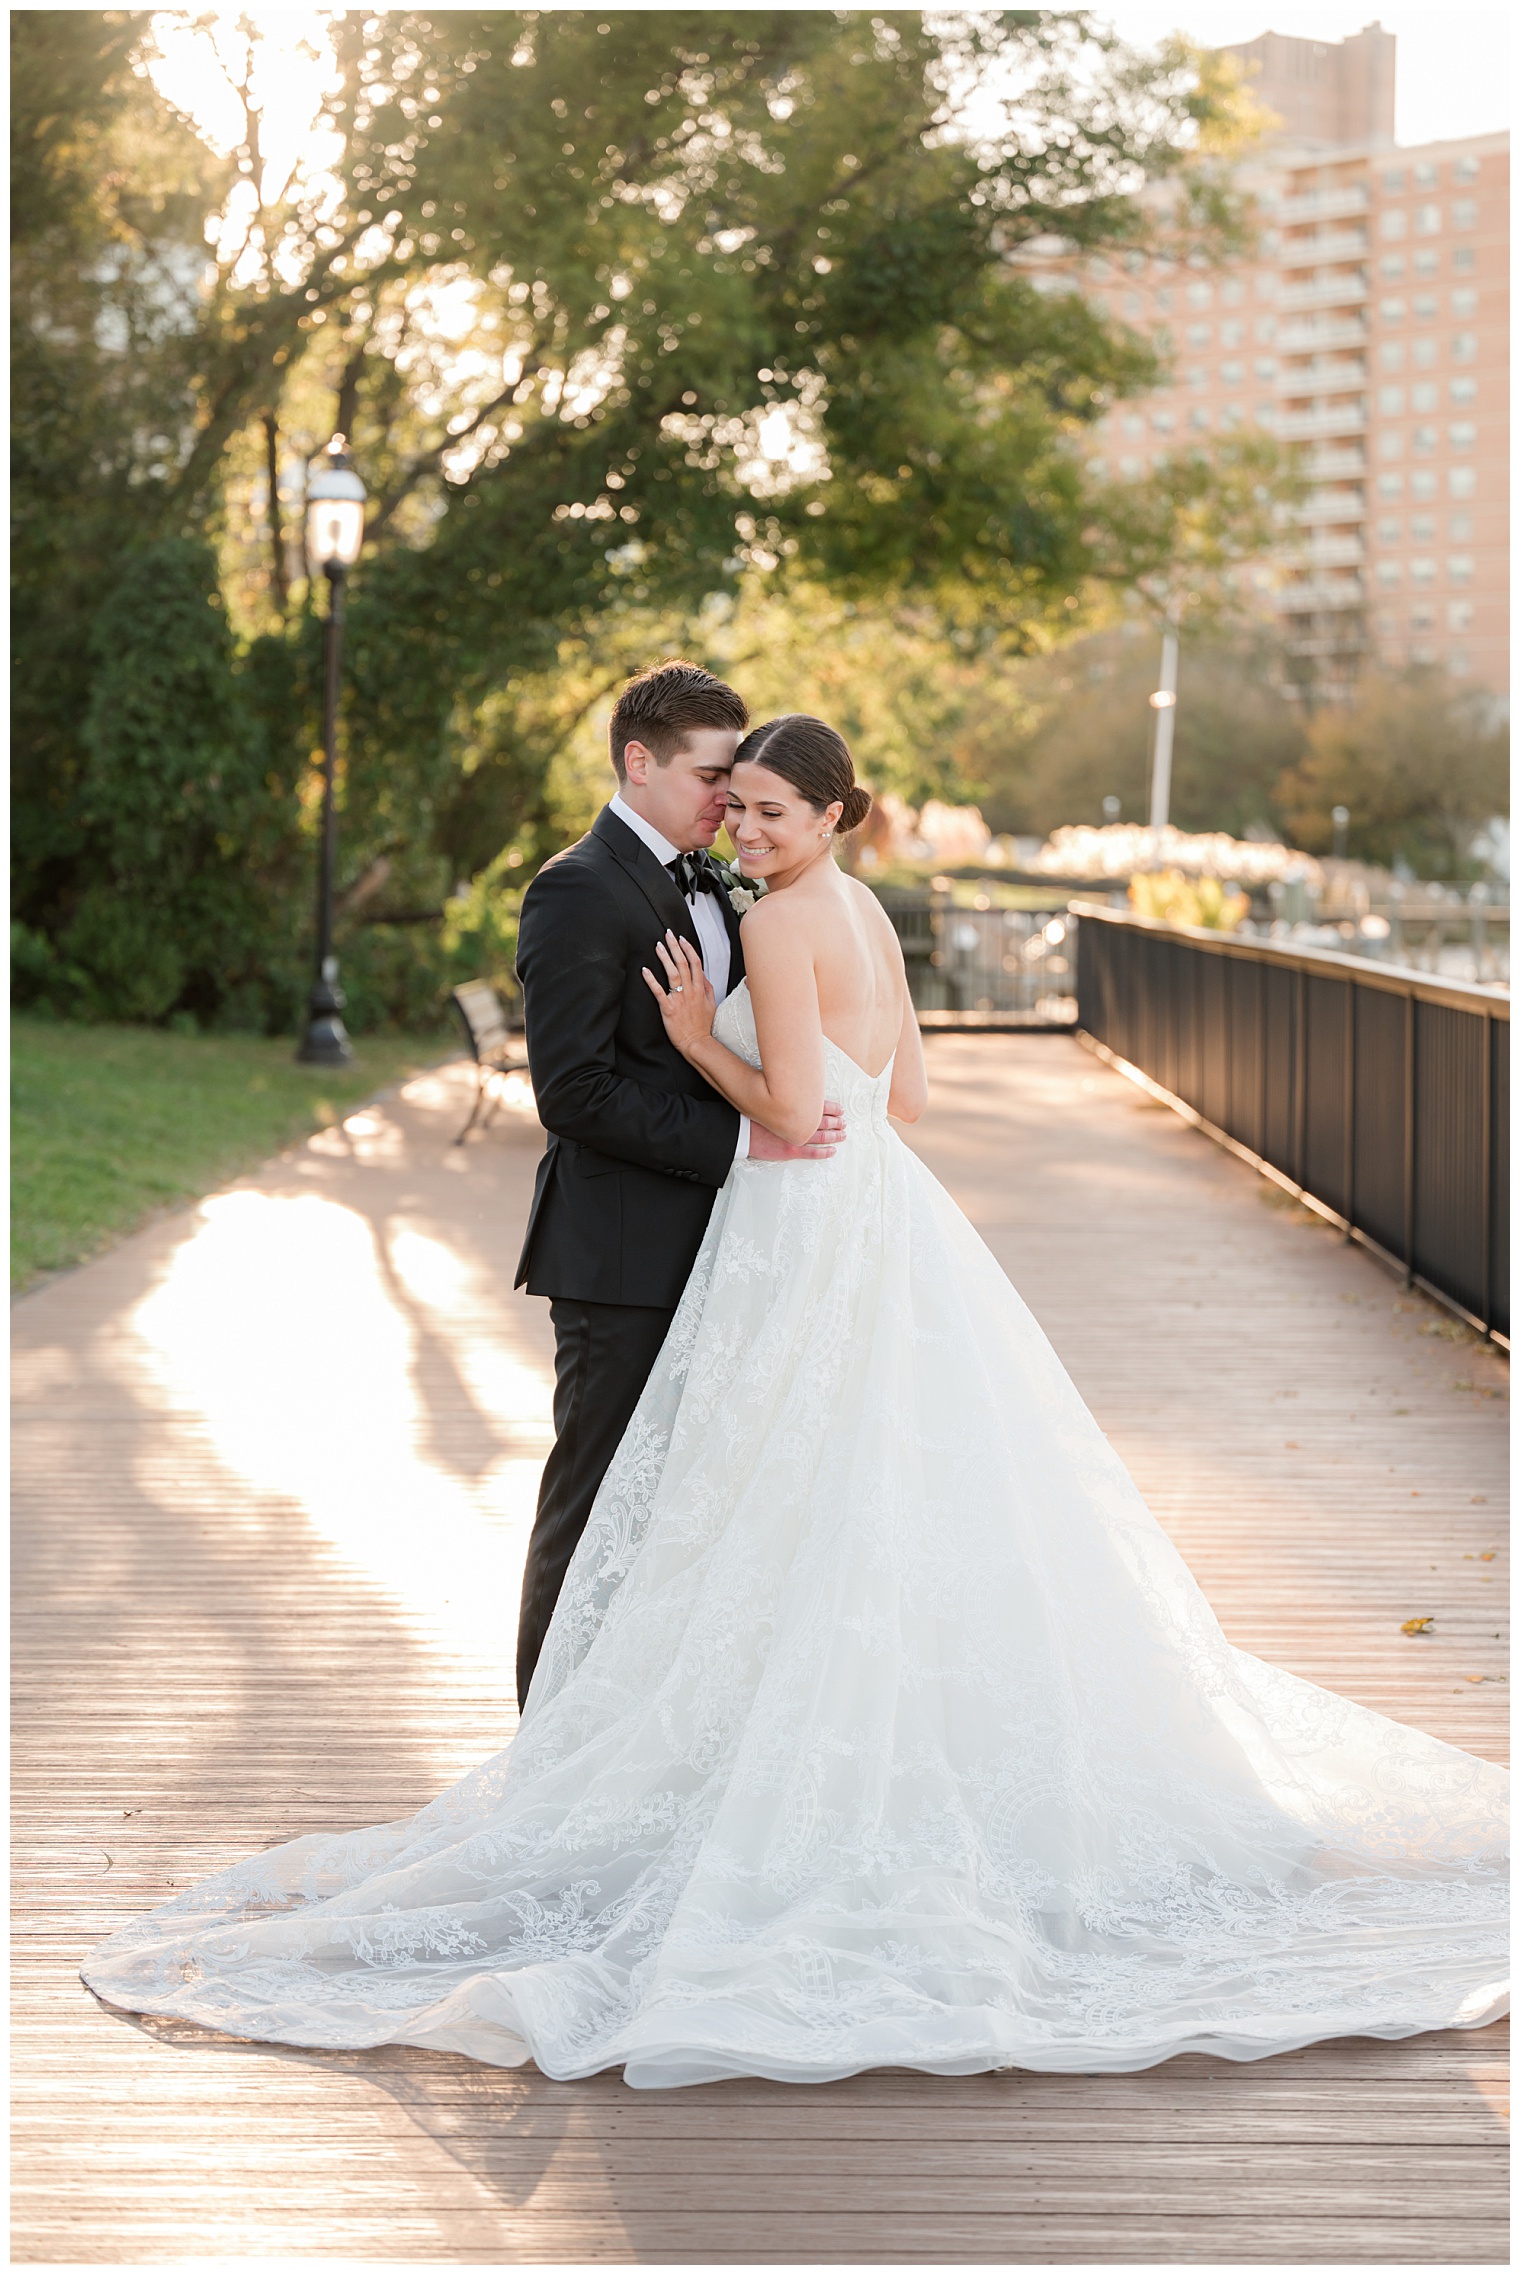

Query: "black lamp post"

xmin=296 ymin=434 xmax=367 ymax=1065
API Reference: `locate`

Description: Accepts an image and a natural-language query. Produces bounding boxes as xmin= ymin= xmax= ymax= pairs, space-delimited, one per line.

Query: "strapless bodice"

xmin=713 ymin=980 xmax=894 ymax=1129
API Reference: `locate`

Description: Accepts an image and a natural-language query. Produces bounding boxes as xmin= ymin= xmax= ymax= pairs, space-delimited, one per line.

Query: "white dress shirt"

xmin=608 ymin=794 xmax=750 ymax=1163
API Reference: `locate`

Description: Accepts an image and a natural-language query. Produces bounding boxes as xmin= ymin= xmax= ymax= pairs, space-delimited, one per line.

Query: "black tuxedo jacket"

xmin=514 ymin=805 xmax=746 ymax=1307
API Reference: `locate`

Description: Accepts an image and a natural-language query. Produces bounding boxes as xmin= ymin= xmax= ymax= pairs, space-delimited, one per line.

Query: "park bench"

xmin=449 ymin=979 xmax=527 ymax=1145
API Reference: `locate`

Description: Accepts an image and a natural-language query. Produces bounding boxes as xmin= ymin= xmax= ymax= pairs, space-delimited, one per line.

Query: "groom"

xmin=512 ymin=659 xmax=844 ymax=1705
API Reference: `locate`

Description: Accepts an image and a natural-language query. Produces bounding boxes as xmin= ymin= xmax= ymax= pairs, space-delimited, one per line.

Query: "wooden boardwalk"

xmin=12 ymin=1034 xmax=1508 ymax=2263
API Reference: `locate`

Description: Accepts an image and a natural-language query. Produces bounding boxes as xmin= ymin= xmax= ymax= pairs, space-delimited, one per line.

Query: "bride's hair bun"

xmin=733 ymin=714 xmax=873 ymax=834
xmin=839 ymin=784 xmax=873 ymax=834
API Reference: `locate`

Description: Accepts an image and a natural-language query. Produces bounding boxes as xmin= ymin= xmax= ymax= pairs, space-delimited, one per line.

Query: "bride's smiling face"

xmin=726 ymin=762 xmax=842 ymax=878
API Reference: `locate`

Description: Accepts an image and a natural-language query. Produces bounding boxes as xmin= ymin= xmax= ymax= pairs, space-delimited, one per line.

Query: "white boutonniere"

xmin=710 ymin=856 xmax=767 ymax=917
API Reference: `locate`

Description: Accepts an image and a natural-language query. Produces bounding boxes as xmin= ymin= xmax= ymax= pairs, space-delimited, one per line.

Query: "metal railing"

xmin=1074 ymin=904 xmax=1509 ymax=1344
xmin=877 ymin=890 xmax=1078 ymax=1025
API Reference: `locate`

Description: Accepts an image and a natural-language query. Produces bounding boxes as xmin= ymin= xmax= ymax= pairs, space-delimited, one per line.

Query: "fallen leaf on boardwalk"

xmin=1401 ymin=1617 xmax=1435 ymax=1635
xmin=1480 ymin=1551 xmax=1496 ymax=1562
xmin=1466 ymin=1675 xmax=1486 ymax=1684
xmin=1285 ymin=1440 xmax=1300 ymax=1449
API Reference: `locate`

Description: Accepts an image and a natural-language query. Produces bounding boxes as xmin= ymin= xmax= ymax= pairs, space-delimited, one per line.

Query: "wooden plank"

xmin=12 ymin=1040 xmax=1507 ymax=2264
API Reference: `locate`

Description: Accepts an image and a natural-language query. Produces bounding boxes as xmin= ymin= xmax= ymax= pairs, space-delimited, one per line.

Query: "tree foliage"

xmin=1275 ymin=668 xmax=1508 ymax=876
xmin=967 ymin=623 xmax=1308 ymax=841
xmin=13 ymin=8 xmax=1281 ymax=1029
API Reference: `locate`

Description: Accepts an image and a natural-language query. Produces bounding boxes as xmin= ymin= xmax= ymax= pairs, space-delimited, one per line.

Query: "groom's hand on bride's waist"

xmin=748 ymin=1102 xmax=845 ymax=1163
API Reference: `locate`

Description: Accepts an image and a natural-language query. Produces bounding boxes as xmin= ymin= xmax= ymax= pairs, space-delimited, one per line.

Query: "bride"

xmin=83 ymin=715 xmax=1507 ymax=2087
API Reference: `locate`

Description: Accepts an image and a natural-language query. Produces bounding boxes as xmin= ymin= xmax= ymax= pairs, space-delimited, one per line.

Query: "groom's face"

xmin=622 ymin=728 xmax=740 ymax=851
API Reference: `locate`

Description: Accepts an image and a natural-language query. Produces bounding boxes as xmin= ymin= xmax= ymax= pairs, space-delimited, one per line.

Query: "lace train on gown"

xmin=82 ymin=982 xmax=1508 ymax=2085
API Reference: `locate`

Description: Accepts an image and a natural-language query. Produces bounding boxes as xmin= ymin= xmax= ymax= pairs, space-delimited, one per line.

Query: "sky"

xmin=1095 ymin=4 xmax=1509 ymax=148
xmin=148 ymin=6 xmax=1508 ymax=192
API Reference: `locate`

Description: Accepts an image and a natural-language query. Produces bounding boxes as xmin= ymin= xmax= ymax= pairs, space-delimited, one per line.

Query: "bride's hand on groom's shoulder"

xmin=643 ymin=931 xmax=716 ymax=1054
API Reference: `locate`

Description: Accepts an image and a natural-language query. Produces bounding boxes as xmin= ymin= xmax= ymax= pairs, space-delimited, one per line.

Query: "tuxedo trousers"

xmin=516 ymin=1296 xmax=676 ymax=1707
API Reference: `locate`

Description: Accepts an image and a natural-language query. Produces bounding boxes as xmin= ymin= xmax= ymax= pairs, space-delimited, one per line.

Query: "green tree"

xmin=970 ymin=624 xmax=1308 ymax=841
xmin=1276 ymin=667 xmax=1508 ymax=875
xmin=13 ymin=9 xmax=1281 ymax=1028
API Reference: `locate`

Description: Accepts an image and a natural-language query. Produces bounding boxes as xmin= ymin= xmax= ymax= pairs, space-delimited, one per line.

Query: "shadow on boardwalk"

xmin=12 ymin=1038 xmax=1508 ymax=2263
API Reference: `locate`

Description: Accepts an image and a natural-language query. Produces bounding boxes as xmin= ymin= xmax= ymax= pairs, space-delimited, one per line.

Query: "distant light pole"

xmin=297 ymin=434 xmax=366 ymax=1067
xmin=1102 ymin=795 xmax=1121 ymax=825
xmin=1147 ymin=626 xmax=1180 ymax=831
xmin=1332 ymin=803 xmax=1350 ymax=862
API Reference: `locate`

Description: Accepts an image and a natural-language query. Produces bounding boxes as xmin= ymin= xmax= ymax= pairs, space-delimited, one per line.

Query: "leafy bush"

xmin=1129 ymin=869 xmax=1249 ymax=930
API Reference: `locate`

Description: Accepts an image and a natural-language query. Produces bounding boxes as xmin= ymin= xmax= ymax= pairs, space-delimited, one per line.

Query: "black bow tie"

xmin=666 ymin=852 xmax=721 ymax=899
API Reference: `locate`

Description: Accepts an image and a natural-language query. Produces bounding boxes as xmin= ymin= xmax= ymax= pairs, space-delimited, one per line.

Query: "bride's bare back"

xmin=735 ymin=861 xmax=928 ymax=1132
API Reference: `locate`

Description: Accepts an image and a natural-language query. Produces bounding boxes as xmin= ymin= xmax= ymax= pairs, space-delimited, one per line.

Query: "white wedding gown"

xmin=83 ymin=983 xmax=1508 ymax=2084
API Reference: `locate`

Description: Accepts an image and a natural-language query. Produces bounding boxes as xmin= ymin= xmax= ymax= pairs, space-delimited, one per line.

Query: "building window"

xmin=1453 ymin=156 xmax=1479 ymax=184
xmin=1411 ymin=336 xmax=1438 ymax=368
xmin=1255 ymin=403 xmax=1278 ymax=427
xmin=1378 ymin=341 xmax=1405 ymax=369
xmin=1188 ymin=407 xmax=1210 ymax=431
xmin=1449 ymin=512 xmax=1473 ymax=541
xmin=1450 ymin=650 xmax=1470 ymax=674
xmin=1452 ymin=246 xmax=1475 ymax=273
xmin=1122 ymin=412 xmax=1144 ymax=437
xmin=1414 ymin=161 xmax=1439 ymax=188
xmin=1414 ymin=204 xmax=1441 ymax=236
xmin=1255 ymin=272 xmax=1277 ymax=298
xmin=1220 ymin=359 xmax=1244 ymax=385
xmin=1380 ymin=209 xmax=1407 ymax=239
xmin=1377 ymin=472 xmax=1404 ymax=498
xmin=1411 ymin=382 xmax=1439 ymax=412
xmin=1411 ymin=469 xmax=1437 ymax=500
xmin=1185 ymin=281 xmax=1212 ymax=309
xmin=1377 ymin=430 xmax=1403 ymax=459
xmin=1376 ymin=560 xmax=1402 ymax=586
xmin=1220 ymin=318 xmax=1244 ymax=348
xmin=1452 ymin=199 xmax=1478 ymax=230
xmin=1410 ymin=606 xmax=1435 ymax=633
xmin=1448 ymin=599 xmax=1475 ymax=631
xmin=1187 ymin=366 xmax=1208 ymax=391
xmin=1411 ymin=514 xmax=1436 ymax=543
xmin=1377 ymin=385 xmax=1405 ymax=414
xmin=1448 ymin=555 xmax=1475 ymax=583
xmin=1412 ymin=424 xmax=1438 ymax=453
xmin=1254 ymin=358 xmax=1278 ymax=381
xmin=1450 ymin=377 xmax=1477 ymax=406
xmin=1221 ymin=402 xmax=1242 ymax=427
xmin=1380 ymin=255 xmax=1405 ymax=282
xmin=1413 ymin=249 xmax=1440 ymax=277
xmin=1410 ymin=558 xmax=1436 ymax=586
xmin=1186 ymin=322 xmax=1210 ymax=349
xmin=1376 ymin=517 xmax=1402 ymax=543
xmin=1124 ymin=251 xmax=1145 ymax=275
xmin=1382 ymin=167 xmax=1406 ymax=193
xmin=1378 ymin=299 xmax=1405 ymax=326
xmin=1255 ymin=316 xmax=1277 ymax=344
xmin=1448 ymin=421 xmax=1476 ymax=450
xmin=1123 ymin=291 xmax=1142 ymax=316
xmin=1221 ymin=277 xmax=1245 ymax=307
xmin=1448 ymin=466 xmax=1476 ymax=498
xmin=1412 ymin=293 xmax=1438 ymax=321
xmin=1151 ymin=407 xmax=1176 ymax=432
xmin=1119 ymin=453 xmax=1143 ymax=477
xmin=1451 ymin=330 xmax=1476 ymax=361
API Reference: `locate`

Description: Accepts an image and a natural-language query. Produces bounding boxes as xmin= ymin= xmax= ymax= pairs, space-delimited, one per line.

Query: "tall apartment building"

xmin=1076 ymin=29 xmax=1508 ymax=699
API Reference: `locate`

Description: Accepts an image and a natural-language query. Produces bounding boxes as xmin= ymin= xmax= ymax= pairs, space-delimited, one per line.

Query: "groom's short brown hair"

xmin=609 ymin=660 xmax=748 ymax=780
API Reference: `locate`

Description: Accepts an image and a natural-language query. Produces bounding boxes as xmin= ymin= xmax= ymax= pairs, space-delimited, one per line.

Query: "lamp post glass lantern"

xmin=297 ymin=435 xmax=366 ymax=1066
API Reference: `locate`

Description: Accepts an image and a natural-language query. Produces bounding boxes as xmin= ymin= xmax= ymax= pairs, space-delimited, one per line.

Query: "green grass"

xmin=11 ymin=1017 xmax=450 ymax=1293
